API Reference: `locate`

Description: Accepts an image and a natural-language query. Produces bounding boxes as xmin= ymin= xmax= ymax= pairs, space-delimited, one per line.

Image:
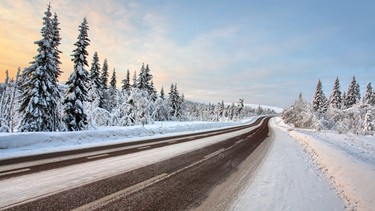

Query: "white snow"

xmin=0 ymin=117 xmax=257 ymax=160
xmin=1 ymin=115 xmax=374 ymax=210
xmin=289 ymin=127 xmax=375 ymax=210
xmin=232 ymin=117 xmax=344 ymax=211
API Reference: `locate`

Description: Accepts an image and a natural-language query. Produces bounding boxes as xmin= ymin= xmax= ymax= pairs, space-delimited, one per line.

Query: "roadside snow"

xmin=0 ymin=121 xmax=262 ymax=209
xmin=289 ymin=127 xmax=375 ymax=210
xmin=232 ymin=117 xmax=344 ymax=210
xmin=0 ymin=118 xmax=257 ymax=160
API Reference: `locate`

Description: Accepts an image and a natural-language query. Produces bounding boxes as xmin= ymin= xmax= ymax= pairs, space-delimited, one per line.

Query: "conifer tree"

xmin=160 ymin=86 xmax=165 ymax=100
xmin=122 ymin=69 xmax=131 ymax=91
xmin=329 ymin=77 xmax=342 ymax=109
xmin=110 ymin=68 xmax=117 ymax=90
xmin=51 ymin=12 xmax=62 ymax=79
xmin=63 ymin=18 xmax=90 ymax=131
xmin=312 ymin=80 xmax=328 ymax=113
xmin=132 ymin=70 xmax=137 ymax=88
xmin=150 ymin=80 xmax=157 ymax=101
xmin=363 ymin=82 xmax=374 ymax=105
xmin=89 ymin=52 xmax=104 ymax=108
xmin=101 ymin=59 xmax=109 ymax=90
xmin=18 ymin=4 xmax=61 ymax=132
xmin=346 ymin=76 xmax=360 ymax=107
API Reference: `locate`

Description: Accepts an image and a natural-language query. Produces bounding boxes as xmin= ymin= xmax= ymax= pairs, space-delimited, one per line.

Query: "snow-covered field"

xmin=0 ymin=118 xmax=256 ymax=160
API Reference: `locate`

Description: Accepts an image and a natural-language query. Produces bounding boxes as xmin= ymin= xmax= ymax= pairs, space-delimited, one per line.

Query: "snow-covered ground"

xmin=0 ymin=117 xmax=256 ymax=160
xmin=235 ymin=117 xmax=375 ymax=210
xmin=232 ymin=117 xmax=345 ymax=210
xmin=1 ymin=115 xmax=374 ymax=210
xmin=288 ymin=125 xmax=375 ymax=210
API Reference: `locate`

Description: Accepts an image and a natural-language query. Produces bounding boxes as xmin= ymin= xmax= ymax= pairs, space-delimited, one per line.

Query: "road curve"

xmin=1 ymin=117 xmax=272 ymax=210
xmin=0 ymin=118 xmax=264 ymax=179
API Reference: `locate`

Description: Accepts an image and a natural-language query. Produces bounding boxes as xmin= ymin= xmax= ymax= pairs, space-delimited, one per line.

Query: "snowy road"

xmin=0 ymin=117 xmax=271 ymax=210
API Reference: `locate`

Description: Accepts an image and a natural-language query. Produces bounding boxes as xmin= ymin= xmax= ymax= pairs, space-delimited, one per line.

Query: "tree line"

xmin=282 ymin=76 xmax=375 ymax=134
xmin=0 ymin=4 xmax=276 ymax=133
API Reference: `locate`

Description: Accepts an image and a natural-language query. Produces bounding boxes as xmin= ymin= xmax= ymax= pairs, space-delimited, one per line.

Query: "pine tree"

xmin=136 ymin=63 xmax=153 ymax=94
xmin=329 ymin=77 xmax=342 ymax=109
xmin=63 ymin=18 xmax=90 ymax=131
xmin=132 ymin=70 xmax=137 ymax=88
xmin=51 ymin=12 xmax=62 ymax=79
xmin=122 ymin=69 xmax=131 ymax=91
xmin=18 ymin=4 xmax=61 ymax=132
xmin=346 ymin=76 xmax=360 ymax=107
xmin=89 ymin=52 xmax=104 ymax=108
xmin=101 ymin=59 xmax=109 ymax=90
xmin=169 ymin=83 xmax=182 ymax=118
xmin=363 ymin=82 xmax=375 ymax=105
xmin=110 ymin=68 xmax=117 ymax=90
xmin=150 ymin=80 xmax=157 ymax=101
xmin=312 ymin=80 xmax=328 ymax=113
xmin=160 ymin=86 xmax=165 ymax=100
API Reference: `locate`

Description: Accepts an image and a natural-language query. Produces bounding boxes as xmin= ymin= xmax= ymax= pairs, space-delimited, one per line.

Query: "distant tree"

xmin=160 ymin=86 xmax=165 ymax=100
xmin=150 ymin=80 xmax=157 ymax=101
xmin=101 ymin=59 xmax=109 ymax=90
xmin=137 ymin=64 xmax=153 ymax=94
xmin=18 ymin=4 xmax=61 ymax=132
xmin=132 ymin=70 xmax=137 ymax=88
xmin=63 ymin=17 xmax=90 ymax=131
xmin=110 ymin=68 xmax=117 ymax=90
xmin=169 ymin=83 xmax=182 ymax=118
xmin=89 ymin=52 xmax=104 ymax=108
xmin=363 ymin=82 xmax=375 ymax=105
xmin=363 ymin=110 xmax=374 ymax=134
xmin=346 ymin=76 xmax=360 ymax=107
xmin=329 ymin=77 xmax=342 ymax=109
xmin=122 ymin=69 xmax=131 ymax=91
xmin=312 ymin=80 xmax=328 ymax=113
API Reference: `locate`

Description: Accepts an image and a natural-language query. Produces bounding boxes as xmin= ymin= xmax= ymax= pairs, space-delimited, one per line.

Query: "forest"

xmin=0 ymin=4 xmax=275 ymax=133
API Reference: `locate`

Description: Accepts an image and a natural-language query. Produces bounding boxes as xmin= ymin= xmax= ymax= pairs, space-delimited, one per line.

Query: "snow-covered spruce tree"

xmin=363 ymin=109 xmax=374 ymax=135
xmin=101 ymin=59 xmax=109 ymax=90
xmin=168 ymin=83 xmax=182 ymax=119
xmin=312 ymin=80 xmax=328 ymax=113
xmin=108 ymin=68 xmax=117 ymax=112
xmin=160 ymin=86 xmax=165 ymax=100
xmin=137 ymin=64 xmax=153 ymax=95
xmin=150 ymin=80 xmax=157 ymax=101
xmin=132 ymin=70 xmax=137 ymax=88
xmin=363 ymin=82 xmax=375 ymax=106
xmin=0 ymin=70 xmax=10 ymax=132
xmin=63 ymin=18 xmax=90 ymax=131
xmin=122 ymin=69 xmax=131 ymax=92
xmin=18 ymin=4 xmax=61 ymax=132
xmin=110 ymin=68 xmax=117 ymax=90
xmin=329 ymin=77 xmax=342 ymax=109
xmin=346 ymin=76 xmax=360 ymax=107
xmin=88 ymin=52 xmax=104 ymax=108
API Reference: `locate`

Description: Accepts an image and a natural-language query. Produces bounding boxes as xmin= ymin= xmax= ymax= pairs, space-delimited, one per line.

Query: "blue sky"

xmin=0 ymin=0 xmax=375 ymax=108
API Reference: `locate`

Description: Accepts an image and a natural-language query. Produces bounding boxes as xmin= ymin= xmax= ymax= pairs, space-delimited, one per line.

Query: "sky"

xmin=0 ymin=0 xmax=375 ymax=108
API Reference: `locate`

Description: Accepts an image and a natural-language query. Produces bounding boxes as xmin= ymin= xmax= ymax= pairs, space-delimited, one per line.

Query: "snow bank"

xmin=288 ymin=128 xmax=375 ymax=210
xmin=232 ymin=118 xmax=344 ymax=210
xmin=0 ymin=118 xmax=257 ymax=160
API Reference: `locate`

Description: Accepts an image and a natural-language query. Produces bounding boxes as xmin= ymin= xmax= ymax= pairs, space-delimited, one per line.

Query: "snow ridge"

xmin=289 ymin=129 xmax=375 ymax=210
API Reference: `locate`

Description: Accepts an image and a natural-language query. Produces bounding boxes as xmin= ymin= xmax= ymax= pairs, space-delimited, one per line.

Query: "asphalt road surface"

xmin=0 ymin=116 xmax=272 ymax=210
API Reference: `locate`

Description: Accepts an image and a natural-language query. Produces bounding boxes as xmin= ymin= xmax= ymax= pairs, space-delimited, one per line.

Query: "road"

xmin=0 ymin=116 xmax=272 ymax=210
